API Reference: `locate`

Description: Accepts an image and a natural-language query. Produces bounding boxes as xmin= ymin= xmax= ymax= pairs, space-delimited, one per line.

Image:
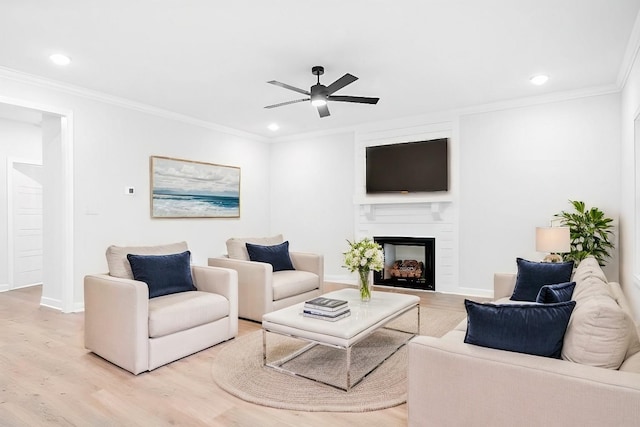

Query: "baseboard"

xmin=73 ymin=301 xmax=85 ymax=312
xmin=0 ymin=283 xmax=9 ymax=292
xmin=40 ymin=296 xmax=63 ymax=311
xmin=454 ymin=287 xmax=494 ymax=299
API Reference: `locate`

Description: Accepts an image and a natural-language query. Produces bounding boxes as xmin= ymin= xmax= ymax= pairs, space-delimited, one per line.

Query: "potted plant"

xmin=554 ymin=200 xmax=614 ymax=266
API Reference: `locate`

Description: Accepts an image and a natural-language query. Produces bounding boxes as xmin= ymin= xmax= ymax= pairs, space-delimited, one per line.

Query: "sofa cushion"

xmin=561 ymin=295 xmax=630 ymax=369
xmin=226 ymin=234 xmax=284 ymax=261
xmin=148 ymin=291 xmax=229 ymax=338
xmin=572 ymin=256 xmax=607 ymax=283
xmin=272 ymin=270 xmax=319 ymax=301
xmin=106 ymin=241 xmax=189 ymax=279
xmin=572 ymin=276 xmax=612 ymax=302
xmin=127 ymin=251 xmax=195 ymax=298
xmin=464 ymin=299 xmax=575 ymax=358
xmin=536 ymin=282 xmax=576 ymax=304
xmin=510 ymin=258 xmax=574 ymax=302
xmin=246 ymin=241 xmax=295 ymax=272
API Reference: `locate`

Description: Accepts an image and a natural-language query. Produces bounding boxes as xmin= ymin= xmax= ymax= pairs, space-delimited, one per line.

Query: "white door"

xmin=9 ymin=161 xmax=43 ymax=289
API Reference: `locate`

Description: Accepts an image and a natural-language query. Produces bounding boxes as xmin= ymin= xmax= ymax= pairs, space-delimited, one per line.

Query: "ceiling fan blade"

xmin=317 ymin=103 xmax=330 ymax=118
xmin=326 ymin=73 xmax=358 ymax=95
xmin=264 ymin=98 xmax=309 ymax=109
xmin=267 ymin=80 xmax=310 ymax=96
xmin=328 ymin=95 xmax=380 ymax=104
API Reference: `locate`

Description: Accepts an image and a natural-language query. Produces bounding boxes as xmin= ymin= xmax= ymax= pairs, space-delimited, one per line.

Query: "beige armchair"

xmin=208 ymin=235 xmax=324 ymax=322
xmin=84 ymin=242 xmax=238 ymax=375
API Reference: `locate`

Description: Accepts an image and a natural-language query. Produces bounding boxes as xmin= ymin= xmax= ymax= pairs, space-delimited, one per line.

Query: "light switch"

xmin=125 ymin=186 xmax=135 ymax=195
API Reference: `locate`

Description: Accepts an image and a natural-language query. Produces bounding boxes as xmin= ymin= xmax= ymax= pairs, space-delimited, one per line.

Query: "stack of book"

xmin=303 ymin=297 xmax=351 ymax=321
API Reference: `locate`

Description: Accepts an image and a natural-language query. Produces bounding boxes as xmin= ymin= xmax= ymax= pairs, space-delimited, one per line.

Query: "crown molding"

xmin=453 ymin=84 xmax=620 ymax=117
xmin=617 ymin=9 xmax=640 ymax=89
xmin=0 ymin=66 xmax=268 ymax=143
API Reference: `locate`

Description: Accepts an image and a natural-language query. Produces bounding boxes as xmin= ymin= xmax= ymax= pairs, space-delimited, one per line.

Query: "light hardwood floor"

xmin=0 ymin=283 xmax=474 ymax=426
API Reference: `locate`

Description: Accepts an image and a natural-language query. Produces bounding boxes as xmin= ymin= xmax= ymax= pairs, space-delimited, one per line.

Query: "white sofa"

xmin=208 ymin=235 xmax=324 ymax=322
xmin=84 ymin=242 xmax=238 ymax=375
xmin=408 ymin=257 xmax=640 ymax=427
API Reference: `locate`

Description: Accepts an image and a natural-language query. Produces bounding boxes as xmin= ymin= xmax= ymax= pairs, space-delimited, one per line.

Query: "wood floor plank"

xmin=0 ymin=283 xmax=480 ymax=426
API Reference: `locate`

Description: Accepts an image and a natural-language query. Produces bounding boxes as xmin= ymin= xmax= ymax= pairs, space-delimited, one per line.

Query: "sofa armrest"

xmin=84 ymin=274 xmax=149 ymax=375
xmin=208 ymin=257 xmax=272 ymax=321
xmin=408 ymin=335 xmax=640 ymax=427
xmin=494 ymin=273 xmax=516 ymax=300
xmin=191 ymin=265 xmax=238 ymax=337
xmin=290 ymin=252 xmax=324 ymax=292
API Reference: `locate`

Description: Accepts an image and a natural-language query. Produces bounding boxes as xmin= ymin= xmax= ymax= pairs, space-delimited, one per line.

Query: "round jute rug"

xmin=211 ymin=307 xmax=465 ymax=412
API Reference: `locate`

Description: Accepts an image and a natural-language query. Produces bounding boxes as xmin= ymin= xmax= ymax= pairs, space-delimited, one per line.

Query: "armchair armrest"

xmin=208 ymin=257 xmax=272 ymax=321
xmin=84 ymin=274 xmax=149 ymax=375
xmin=494 ymin=273 xmax=516 ymax=300
xmin=408 ymin=335 xmax=640 ymax=427
xmin=191 ymin=265 xmax=238 ymax=337
xmin=290 ymin=252 xmax=324 ymax=292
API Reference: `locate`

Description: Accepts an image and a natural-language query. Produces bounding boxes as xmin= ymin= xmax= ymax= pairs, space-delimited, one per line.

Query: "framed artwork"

xmin=150 ymin=156 xmax=240 ymax=218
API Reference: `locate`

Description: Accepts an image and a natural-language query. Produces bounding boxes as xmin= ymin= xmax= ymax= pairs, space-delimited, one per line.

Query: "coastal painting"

xmin=150 ymin=156 xmax=240 ymax=218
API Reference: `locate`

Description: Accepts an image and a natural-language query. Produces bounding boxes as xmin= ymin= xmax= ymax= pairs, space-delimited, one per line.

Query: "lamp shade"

xmin=536 ymin=227 xmax=571 ymax=253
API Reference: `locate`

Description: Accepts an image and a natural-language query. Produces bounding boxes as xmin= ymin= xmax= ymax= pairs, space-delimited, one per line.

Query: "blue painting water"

xmin=153 ymin=192 xmax=239 ymax=217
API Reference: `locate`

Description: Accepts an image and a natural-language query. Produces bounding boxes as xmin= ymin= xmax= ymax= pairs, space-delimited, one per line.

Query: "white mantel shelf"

xmin=353 ymin=193 xmax=453 ymax=206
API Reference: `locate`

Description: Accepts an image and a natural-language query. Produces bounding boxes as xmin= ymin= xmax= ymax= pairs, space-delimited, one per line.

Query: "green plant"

xmin=554 ymin=200 xmax=614 ymax=266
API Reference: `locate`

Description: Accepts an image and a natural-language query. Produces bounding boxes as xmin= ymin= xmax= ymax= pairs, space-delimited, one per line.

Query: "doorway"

xmin=0 ymin=98 xmax=74 ymax=312
xmin=8 ymin=160 xmax=43 ymax=289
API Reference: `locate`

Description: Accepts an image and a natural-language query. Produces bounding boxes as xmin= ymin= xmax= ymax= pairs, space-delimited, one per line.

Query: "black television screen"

xmin=366 ymin=138 xmax=448 ymax=193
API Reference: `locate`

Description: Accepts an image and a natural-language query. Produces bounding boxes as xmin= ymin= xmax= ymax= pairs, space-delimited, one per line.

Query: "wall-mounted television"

xmin=366 ymin=138 xmax=448 ymax=193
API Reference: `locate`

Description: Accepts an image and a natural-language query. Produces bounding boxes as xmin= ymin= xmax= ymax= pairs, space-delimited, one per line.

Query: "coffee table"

xmin=262 ymin=288 xmax=420 ymax=391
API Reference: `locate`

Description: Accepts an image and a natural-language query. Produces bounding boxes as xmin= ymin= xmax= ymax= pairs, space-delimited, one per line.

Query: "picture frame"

xmin=150 ymin=156 xmax=240 ymax=218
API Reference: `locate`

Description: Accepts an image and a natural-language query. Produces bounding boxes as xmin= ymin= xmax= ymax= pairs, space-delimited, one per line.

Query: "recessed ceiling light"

xmin=530 ymin=74 xmax=549 ymax=85
xmin=49 ymin=54 xmax=71 ymax=66
xmin=268 ymin=123 xmax=279 ymax=131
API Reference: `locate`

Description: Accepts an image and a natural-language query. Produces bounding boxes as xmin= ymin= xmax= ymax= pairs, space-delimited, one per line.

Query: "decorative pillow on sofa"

xmin=106 ymin=241 xmax=189 ymax=279
xmin=561 ymin=295 xmax=631 ymax=369
xmin=226 ymin=235 xmax=284 ymax=261
xmin=464 ymin=299 xmax=576 ymax=358
xmin=246 ymin=241 xmax=295 ymax=272
xmin=536 ymin=282 xmax=576 ymax=304
xmin=127 ymin=250 xmax=196 ymax=298
xmin=510 ymin=258 xmax=574 ymax=302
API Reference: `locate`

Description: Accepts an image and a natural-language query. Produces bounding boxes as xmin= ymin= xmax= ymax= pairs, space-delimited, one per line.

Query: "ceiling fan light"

xmin=311 ymin=98 xmax=327 ymax=107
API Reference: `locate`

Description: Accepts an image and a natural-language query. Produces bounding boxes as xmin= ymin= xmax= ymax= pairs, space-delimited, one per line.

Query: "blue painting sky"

xmin=152 ymin=157 xmax=240 ymax=197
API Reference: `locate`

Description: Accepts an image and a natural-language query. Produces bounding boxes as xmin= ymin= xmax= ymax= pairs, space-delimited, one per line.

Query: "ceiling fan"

xmin=264 ymin=66 xmax=380 ymax=118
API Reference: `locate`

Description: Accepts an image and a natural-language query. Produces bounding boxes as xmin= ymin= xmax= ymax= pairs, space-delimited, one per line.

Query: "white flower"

xmin=342 ymin=238 xmax=384 ymax=273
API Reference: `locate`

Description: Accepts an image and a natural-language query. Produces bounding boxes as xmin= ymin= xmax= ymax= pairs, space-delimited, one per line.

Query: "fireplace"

xmin=373 ymin=236 xmax=435 ymax=291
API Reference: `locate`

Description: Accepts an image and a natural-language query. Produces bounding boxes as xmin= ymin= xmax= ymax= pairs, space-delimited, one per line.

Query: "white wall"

xmin=459 ymin=94 xmax=621 ymax=293
xmin=269 ymin=132 xmax=355 ymax=280
xmin=620 ymin=46 xmax=640 ymax=318
xmin=0 ymin=76 xmax=271 ymax=311
xmin=0 ymin=117 xmax=42 ymax=286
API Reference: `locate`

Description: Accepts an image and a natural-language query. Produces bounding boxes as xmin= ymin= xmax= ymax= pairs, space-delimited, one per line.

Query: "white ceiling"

xmin=1 ymin=0 xmax=639 ymax=138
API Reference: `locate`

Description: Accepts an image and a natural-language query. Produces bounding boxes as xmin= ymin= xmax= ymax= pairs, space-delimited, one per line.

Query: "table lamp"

xmin=536 ymin=226 xmax=570 ymax=263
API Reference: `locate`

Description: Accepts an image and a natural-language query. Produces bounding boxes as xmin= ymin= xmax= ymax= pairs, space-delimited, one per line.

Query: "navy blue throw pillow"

xmin=464 ymin=299 xmax=576 ymax=358
xmin=536 ymin=281 xmax=576 ymax=304
xmin=510 ymin=258 xmax=574 ymax=302
xmin=127 ymin=250 xmax=195 ymax=298
xmin=246 ymin=241 xmax=295 ymax=272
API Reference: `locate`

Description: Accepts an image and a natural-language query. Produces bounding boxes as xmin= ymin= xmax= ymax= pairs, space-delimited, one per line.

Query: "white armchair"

xmin=84 ymin=242 xmax=238 ymax=375
xmin=208 ymin=235 xmax=324 ymax=322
